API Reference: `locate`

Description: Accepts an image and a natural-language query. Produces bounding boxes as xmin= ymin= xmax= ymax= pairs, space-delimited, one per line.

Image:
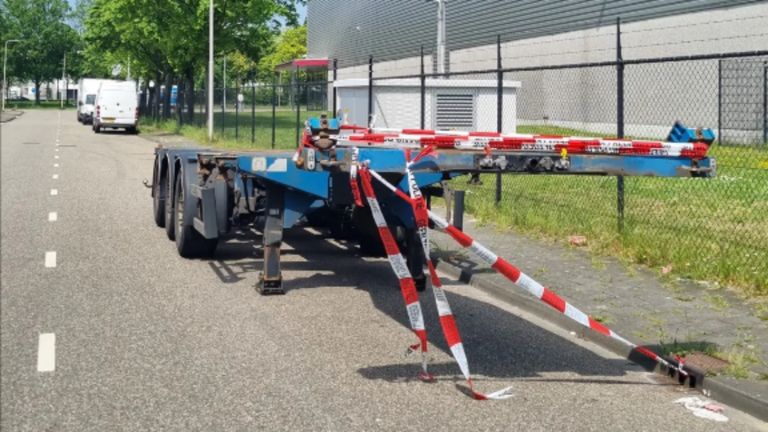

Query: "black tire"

xmin=152 ymin=165 xmax=166 ymax=228
xmin=127 ymin=126 xmax=138 ymax=134
xmin=174 ymin=173 xmax=217 ymax=258
xmin=94 ymin=123 xmax=101 ymax=133
xmin=164 ymin=168 xmax=176 ymax=240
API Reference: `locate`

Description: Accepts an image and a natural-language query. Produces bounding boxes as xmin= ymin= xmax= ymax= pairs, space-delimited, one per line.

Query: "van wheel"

xmin=174 ymin=174 xmax=217 ymax=258
xmin=127 ymin=126 xmax=138 ymax=134
xmin=94 ymin=124 xmax=101 ymax=133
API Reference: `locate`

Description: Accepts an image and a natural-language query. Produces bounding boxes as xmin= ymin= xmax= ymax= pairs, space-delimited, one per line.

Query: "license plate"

xmin=103 ymin=117 xmax=115 ymax=122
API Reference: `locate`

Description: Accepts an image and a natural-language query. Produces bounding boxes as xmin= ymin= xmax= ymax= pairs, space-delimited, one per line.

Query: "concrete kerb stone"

xmin=0 ymin=110 xmax=24 ymax=123
xmin=431 ymin=252 xmax=768 ymax=423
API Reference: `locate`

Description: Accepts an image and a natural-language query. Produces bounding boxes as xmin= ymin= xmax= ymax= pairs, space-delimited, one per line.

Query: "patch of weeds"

xmin=673 ymin=295 xmax=695 ymax=302
xmin=716 ymin=348 xmax=760 ymax=379
xmin=590 ymin=257 xmax=607 ymax=271
xmin=533 ymin=266 xmax=548 ymax=278
xmin=704 ymin=294 xmax=730 ymax=312
xmin=591 ymin=314 xmax=612 ymax=325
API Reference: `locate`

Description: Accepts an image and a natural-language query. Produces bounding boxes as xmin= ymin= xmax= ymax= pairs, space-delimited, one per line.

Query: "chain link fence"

xmin=367 ymin=46 xmax=767 ymax=293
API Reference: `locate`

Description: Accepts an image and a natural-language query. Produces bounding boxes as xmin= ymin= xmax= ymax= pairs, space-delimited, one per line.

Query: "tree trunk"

xmin=34 ymin=80 xmax=41 ymax=105
xmin=162 ymin=74 xmax=172 ymax=120
xmin=153 ymin=72 xmax=162 ymax=119
xmin=186 ymin=68 xmax=195 ymax=123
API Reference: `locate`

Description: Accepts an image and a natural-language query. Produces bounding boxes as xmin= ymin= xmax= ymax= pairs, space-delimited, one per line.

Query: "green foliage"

xmin=259 ymin=25 xmax=307 ymax=77
xmin=83 ymin=0 xmax=303 ymax=85
xmin=2 ymin=0 xmax=83 ymax=100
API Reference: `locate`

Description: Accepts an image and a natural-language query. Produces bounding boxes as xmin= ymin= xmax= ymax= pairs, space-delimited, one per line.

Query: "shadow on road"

xmin=199 ymin=224 xmax=661 ymax=383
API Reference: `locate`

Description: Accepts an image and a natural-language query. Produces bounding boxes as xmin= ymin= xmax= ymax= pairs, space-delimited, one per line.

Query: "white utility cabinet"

xmin=334 ymin=78 xmax=521 ymax=132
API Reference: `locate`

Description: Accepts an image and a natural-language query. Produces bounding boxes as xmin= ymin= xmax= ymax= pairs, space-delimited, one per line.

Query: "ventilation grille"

xmin=436 ymin=93 xmax=474 ymax=129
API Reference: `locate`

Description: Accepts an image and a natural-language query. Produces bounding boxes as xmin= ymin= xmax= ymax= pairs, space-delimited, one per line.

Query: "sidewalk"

xmin=0 ymin=110 xmax=23 ymax=123
xmin=429 ymin=209 xmax=768 ymax=420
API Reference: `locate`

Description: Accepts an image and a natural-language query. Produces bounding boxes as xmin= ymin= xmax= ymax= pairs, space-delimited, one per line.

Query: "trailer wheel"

xmin=152 ymin=165 xmax=166 ymax=227
xmin=164 ymin=169 xmax=176 ymax=240
xmin=174 ymin=174 xmax=217 ymax=258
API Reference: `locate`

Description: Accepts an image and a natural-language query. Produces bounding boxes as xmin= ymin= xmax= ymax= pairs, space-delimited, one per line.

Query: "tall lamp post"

xmin=2 ymin=39 xmax=21 ymax=112
xmin=60 ymin=52 xmax=67 ymax=109
xmin=207 ymin=0 xmax=214 ymax=141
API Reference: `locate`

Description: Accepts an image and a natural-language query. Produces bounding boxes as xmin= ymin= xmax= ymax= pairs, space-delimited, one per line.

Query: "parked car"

xmin=93 ymin=81 xmax=139 ymax=134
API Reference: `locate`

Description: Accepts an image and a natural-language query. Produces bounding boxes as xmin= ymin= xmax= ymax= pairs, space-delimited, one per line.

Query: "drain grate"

xmin=22 ymin=142 xmax=40 ymax=145
xmin=57 ymin=144 xmax=76 ymax=147
xmin=682 ymin=352 xmax=730 ymax=374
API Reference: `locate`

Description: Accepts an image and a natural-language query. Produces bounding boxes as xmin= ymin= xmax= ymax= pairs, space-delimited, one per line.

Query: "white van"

xmin=77 ymin=78 xmax=115 ymax=124
xmin=93 ymin=81 xmax=139 ymax=134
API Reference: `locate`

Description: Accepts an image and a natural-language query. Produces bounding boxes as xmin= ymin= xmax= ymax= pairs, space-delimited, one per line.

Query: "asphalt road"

xmin=1 ymin=110 xmax=765 ymax=431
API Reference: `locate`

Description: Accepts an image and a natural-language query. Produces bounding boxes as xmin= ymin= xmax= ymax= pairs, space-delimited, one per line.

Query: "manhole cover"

xmin=682 ymin=352 xmax=730 ymax=373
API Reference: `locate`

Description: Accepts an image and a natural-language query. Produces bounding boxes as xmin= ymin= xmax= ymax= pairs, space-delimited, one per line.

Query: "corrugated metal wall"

xmin=308 ymin=0 xmax=764 ymax=66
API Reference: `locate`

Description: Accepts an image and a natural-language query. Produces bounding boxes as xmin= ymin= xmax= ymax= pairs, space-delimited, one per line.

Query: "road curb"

xmin=432 ymin=254 xmax=768 ymax=422
xmin=0 ymin=110 xmax=24 ymax=123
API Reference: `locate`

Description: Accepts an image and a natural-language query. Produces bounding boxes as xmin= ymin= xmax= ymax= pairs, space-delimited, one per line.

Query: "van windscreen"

xmin=86 ymin=95 xmax=96 ymax=104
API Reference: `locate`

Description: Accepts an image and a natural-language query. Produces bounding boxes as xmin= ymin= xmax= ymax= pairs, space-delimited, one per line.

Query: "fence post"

xmin=368 ymin=55 xmax=374 ymax=127
xmin=616 ymin=17 xmax=625 ymax=233
xmin=496 ymin=34 xmax=503 ymax=205
xmin=251 ymin=84 xmax=256 ymax=144
xmin=420 ymin=46 xmax=426 ymax=129
xmin=235 ymin=84 xmax=240 ymax=140
xmin=272 ymin=75 xmax=277 ymax=149
xmin=295 ymin=75 xmax=301 ymax=146
xmin=178 ymin=88 xmax=183 ymax=127
xmin=332 ymin=58 xmax=338 ymax=115
xmin=716 ymin=59 xmax=722 ymax=145
xmin=763 ymin=62 xmax=767 ymax=145
xmin=221 ymin=88 xmax=225 ymax=137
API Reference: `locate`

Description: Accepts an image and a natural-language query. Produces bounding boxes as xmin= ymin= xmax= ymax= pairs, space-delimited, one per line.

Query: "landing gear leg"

xmin=406 ymin=228 xmax=427 ymax=292
xmin=258 ymin=183 xmax=285 ymax=295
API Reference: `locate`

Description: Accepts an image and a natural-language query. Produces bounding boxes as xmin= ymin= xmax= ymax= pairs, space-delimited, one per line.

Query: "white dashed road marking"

xmin=50 ymin=189 xmax=58 ymax=196
xmin=48 ymin=212 xmax=57 ymax=222
xmin=45 ymin=251 xmax=57 ymax=268
xmin=53 ymin=164 xmax=59 ymax=168
xmin=54 ymin=155 xmax=59 ymax=159
xmin=52 ymin=174 xmax=58 ymax=180
xmin=37 ymin=333 xmax=56 ymax=372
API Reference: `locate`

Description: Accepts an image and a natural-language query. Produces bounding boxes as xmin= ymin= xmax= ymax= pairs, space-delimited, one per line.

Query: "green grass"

xmin=5 ymin=100 xmax=76 ymax=110
xmin=455 ymin=124 xmax=768 ymax=297
xmin=141 ymin=108 xmax=322 ymax=150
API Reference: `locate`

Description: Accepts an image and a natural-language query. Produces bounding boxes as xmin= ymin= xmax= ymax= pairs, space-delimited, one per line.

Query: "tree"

xmin=3 ymin=0 xmax=82 ymax=103
xmin=258 ymin=25 xmax=306 ymax=78
xmin=84 ymin=0 xmax=302 ymax=120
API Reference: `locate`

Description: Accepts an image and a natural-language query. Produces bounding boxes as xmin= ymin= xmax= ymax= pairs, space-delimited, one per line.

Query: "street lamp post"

xmin=60 ymin=52 xmax=67 ymax=109
xmin=207 ymin=0 xmax=214 ymax=141
xmin=2 ymin=39 xmax=21 ymax=112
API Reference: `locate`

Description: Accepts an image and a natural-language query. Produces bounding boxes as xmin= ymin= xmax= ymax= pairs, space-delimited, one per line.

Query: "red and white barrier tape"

xmin=325 ymin=128 xmax=709 ymax=158
xmin=357 ymin=168 xmax=433 ymax=382
xmin=401 ymin=150 xmax=514 ymax=400
xmin=366 ymin=164 xmax=688 ymax=378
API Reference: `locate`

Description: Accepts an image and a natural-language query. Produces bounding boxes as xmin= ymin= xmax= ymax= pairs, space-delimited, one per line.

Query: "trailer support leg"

xmin=406 ymin=228 xmax=427 ymax=292
xmin=259 ymin=184 xmax=285 ymax=295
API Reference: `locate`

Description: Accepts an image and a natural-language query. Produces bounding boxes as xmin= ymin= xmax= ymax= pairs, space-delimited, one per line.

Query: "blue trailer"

xmin=150 ymin=117 xmax=715 ymax=294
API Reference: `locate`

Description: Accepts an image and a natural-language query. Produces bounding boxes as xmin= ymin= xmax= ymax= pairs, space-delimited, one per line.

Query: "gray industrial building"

xmin=308 ymin=1 xmax=768 ymax=140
